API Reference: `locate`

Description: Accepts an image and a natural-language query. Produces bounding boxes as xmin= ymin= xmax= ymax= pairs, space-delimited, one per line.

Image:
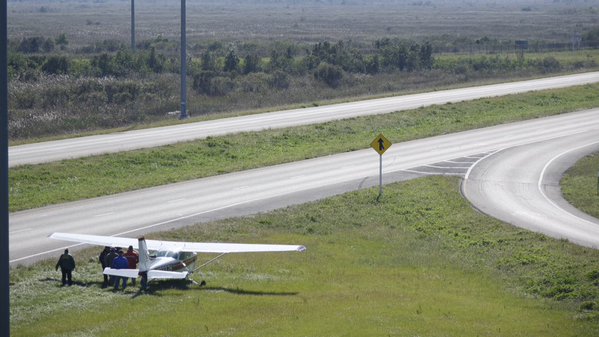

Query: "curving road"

xmin=462 ymin=130 xmax=599 ymax=249
xmin=10 ymin=109 xmax=599 ymax=265
xmin=9 ymin=72 xmax=599 ymax=167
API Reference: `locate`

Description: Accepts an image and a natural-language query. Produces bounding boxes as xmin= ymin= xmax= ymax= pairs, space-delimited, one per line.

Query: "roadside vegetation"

xmin=7 ymin=1 xmax=599 ymax=141
xmin=9 ymin=83 xmax=599 ymax=212
xmin=562 ymin=153 xmax=599 ymax=219
xmin=10 ymin=177 xmax=599 ymax=336
xmin=8 ymin=39 xmax=599 ymax=140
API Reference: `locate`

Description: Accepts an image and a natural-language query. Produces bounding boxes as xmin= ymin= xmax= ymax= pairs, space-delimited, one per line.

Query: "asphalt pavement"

xmin=462 ymin=130 xmax=599 ymax=249
xmin=10 ymin=109 xmax=599 ymax=265
xmin=9 ymin=72 xmax=599 ymax=167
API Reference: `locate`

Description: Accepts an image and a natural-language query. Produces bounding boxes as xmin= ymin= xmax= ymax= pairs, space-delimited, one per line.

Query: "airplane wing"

xmin=50 ymin=232 xmax=139 ymax=249
xmin=49 ymin=232 xmax=306 ymax=253
xmin=150 ymin=241 xmax=306 ymax=253
xmin=103 ymin=267 xmax=188 ymax=280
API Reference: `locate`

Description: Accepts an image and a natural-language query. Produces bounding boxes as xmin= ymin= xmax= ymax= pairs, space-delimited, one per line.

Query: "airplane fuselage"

xmin=149 ymin=250 xmax=197 ymax=273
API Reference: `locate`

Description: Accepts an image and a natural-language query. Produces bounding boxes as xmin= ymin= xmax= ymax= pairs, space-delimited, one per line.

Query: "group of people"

xmin=99 ymin=245 xmax=139 ymax=290
xmin=55 ymin=245 xmax=145 ymax=290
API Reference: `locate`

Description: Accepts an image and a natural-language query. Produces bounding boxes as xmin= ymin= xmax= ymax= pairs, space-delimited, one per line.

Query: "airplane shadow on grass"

xmin=202 ymin=286 xmax=299 ymax=297
xmin=38 ymin=277 xmax=99 ymax=288
xmin=130 ymin=280 xmax=298 ymax=299
xmin=35 ymin=277 xmax=296 ymax=298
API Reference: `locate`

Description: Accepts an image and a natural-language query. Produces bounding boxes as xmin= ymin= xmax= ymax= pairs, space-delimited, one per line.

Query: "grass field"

xmin=9 ymin=83 xmax=599 ymax=212
xmin=562 ymin=153 xmax=599 ymax=220
xmin=10 ymin=176 xmax=599 ymax=336
xmin=8 ymin=1 xmax=599 ymax=335
xmin=8 ymin=0 xmax=599 ymax=48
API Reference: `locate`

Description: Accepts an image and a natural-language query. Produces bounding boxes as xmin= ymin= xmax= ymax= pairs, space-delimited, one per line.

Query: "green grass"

xmin=10 ymin=83 xmax=599 ymax=212
xmin=561 ymin=153 xmax=599 ymax=219
xmin=10 ymin=177 xmax=599 ymax=336
xmin=436 ymin=49 xmax=599 ymax=64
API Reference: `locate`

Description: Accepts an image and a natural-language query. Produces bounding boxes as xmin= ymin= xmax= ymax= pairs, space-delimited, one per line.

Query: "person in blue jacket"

xmin=111 ymin=250 xmax=130 ymax=290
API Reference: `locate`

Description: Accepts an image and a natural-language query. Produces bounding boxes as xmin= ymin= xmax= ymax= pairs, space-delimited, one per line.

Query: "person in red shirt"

xmin=123 ymin=245 xmax=139 ymax=286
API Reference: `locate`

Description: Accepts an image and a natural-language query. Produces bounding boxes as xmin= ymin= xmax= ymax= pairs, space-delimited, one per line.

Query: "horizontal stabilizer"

xmin=103 ymin=268 xmax=139 ymax=279
xmin=103 ymin=268 xmax=188 ymax=280
xmin=147 ymin=270 xmax=189 ymax=280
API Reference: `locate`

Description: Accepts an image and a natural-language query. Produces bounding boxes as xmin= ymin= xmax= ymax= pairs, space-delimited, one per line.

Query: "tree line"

xmin=7 ymin=27 xmax=599 ymax=102
xmin=10 ymin=25 xmax=599 ymax=93
xmin=8 ymin=36 xmax=434 ymax=91
xmin=7 ymin=31 xmax=599 ymax=140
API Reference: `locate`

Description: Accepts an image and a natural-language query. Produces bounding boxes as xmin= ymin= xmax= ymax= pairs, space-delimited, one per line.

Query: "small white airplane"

xmin=49 ymin=232 xmax=305 ymax=286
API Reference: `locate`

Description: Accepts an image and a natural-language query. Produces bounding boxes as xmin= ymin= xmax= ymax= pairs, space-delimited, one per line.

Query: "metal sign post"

xmin=378 ymin=152 xmax=383 ymax=198
xmin=370 ymin=133 xmax=392 ymax=201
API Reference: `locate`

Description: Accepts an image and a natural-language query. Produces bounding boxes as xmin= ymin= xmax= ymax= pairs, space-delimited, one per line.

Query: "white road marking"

xmin=10 ymin=243 xmax=84 ymax=264
xmin=94 ymin=212 xmax=114 ymax=217
xmin=464 ymin=150 xmax=501 ymax=180
xmin=537 ymin=140 xmax=599 ymax=227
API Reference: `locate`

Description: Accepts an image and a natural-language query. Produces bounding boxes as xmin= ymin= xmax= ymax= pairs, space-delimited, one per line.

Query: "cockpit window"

xmin=155 ymin=251 xmax=179 ymax=259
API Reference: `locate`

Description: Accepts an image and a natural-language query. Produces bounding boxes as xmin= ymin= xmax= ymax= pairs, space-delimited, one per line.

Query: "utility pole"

xmin=1 ymin=0 xmax=11 ymax=335
xmin=130 ymin=0 xmax=135 ymax=51
xmin=179 ymin=0 xmax=188 ymax=119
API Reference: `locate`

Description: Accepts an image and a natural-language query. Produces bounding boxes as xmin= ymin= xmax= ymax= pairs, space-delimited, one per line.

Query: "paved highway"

xmin=9 ymin=72 xmax=599 ymax=167
xmin=463 ymin=130 xmax=599 ymax=249
xmin=10 ymin=109 xmax=599 ymax=265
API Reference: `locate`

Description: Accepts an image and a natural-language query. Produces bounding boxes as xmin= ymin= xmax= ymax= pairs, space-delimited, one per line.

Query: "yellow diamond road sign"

xmin=371 ymin=133 xmax=392 ymax=155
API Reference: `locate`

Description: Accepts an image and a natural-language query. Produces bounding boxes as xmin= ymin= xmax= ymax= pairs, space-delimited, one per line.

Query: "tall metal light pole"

xmin=130 ymin=0 xmax=135 ymax=51
xmin=179 ymin=0 xmax=188 ymax=119
xmin=1 ymin=0 xmax=11 ymax=335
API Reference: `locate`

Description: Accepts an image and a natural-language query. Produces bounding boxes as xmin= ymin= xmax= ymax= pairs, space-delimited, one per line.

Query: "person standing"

xmin=104 ymin=247 xmax=118 ymax=287
xmin=123 ymin=245 xmax=139 ymax=286
xmin=111 ymin=250 xmax=129 ymax=290
xmin=138 ymin=271 xmax=148 ymax=291
xmin=55 ymin=249 xmax=75 ymax=286
xmin=98 ymin=246 xmax=110 ymax=288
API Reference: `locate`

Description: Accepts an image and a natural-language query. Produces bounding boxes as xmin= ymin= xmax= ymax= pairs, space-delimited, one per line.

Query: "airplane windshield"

xmin=155 ymin=251 xmax=179 ymax=259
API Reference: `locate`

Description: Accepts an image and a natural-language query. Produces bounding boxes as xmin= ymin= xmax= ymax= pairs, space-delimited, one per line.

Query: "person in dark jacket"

xmin=111 ymin=250 xmax=130 ymax=290
xmin=55 ymin=249 xmax=76 ymax=286
xmin=99 ymin=246 xmax=111 ymax=288
xmin=104 ymin=248 xmax=118 ymax=286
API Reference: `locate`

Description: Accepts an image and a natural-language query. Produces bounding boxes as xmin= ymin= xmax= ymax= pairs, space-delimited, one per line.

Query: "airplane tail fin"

xmin=138 ymin=237 xmax=150 ymax=273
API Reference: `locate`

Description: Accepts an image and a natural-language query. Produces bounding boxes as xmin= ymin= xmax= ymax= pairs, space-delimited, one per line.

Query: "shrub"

xmin=42 ymin=56 xmax=70 ymax=75
xmin=209 ymin=76 xmax=235 ymax=96
xmin=314 ymin=62 xmax=343 ymax=88
xmin=239 ymin=72 xmax=270 ymax=93
xmin=17 ymin=37 xmax=45 ymax=53
xmin=223 ymin=48 xmax=240 ymax=73
xmin=579 ymin=301 xmax=596 ymax=311
xmin=269 ymin=70 xmax=290 ymax=90
xmin=539 ymin=56 xmax=561 ymax=73
xmin=582 ymin=27 xmax=599 ymax=48
xmin=192 ymin=70 xmax=216 ymax=95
